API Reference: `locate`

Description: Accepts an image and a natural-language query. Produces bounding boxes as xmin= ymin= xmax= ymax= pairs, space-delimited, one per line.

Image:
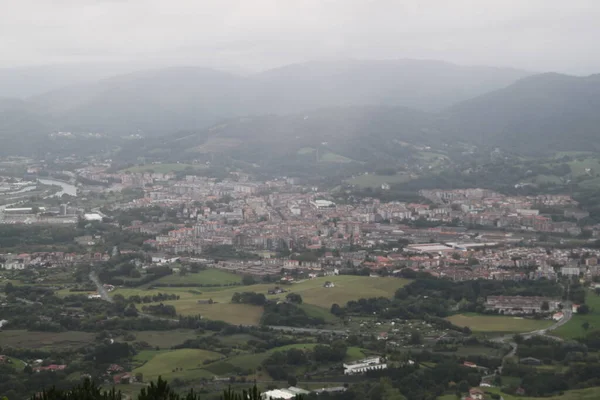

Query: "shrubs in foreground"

xmin=31 ymin=377 xmax=303 ymax=400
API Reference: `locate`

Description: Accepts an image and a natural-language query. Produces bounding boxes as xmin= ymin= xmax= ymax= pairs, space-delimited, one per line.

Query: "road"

xmin=491 ymin=305 xmax=572 ymax=344
xmin=489 ymin=305 xmax=573 ymax=375
xmin=89 ymin=272 xmax=113 ymax=303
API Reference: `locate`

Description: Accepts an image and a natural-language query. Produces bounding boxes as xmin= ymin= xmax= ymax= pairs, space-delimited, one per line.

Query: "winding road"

xmin=490 ymin=304 xmax=573 ymax=374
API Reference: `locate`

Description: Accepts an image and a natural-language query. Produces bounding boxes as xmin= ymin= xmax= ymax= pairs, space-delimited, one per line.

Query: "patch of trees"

xmin=29 ymin=377 xmax=300 ymax=400
xmin=202 ymin=245 xmax=261 ymax=261
xmin=285 ymin=293 xmax=303 ymax=304
xmin=399 ymin=277 xmax=563 ymax=311
xmin=341 ymin=294 xmax=450 ymax=319
xmin=100 ymin=265 xmax=172 ymax=288
xmin=86 ymin=342 xmax=134 ymax=364
xmin=261 ymin=302 xmax=324 ymax=327
xmin=122 ymin=293 xmax=179 ymax=304
xmin=262 ymin=343 xmax=347 ymax=381
xmin=0 ymin=225 xmax=83 ymax=249
xmin=231 ymin=292 xmax=267 ymax=306
xmin=141 ymin=303 xmax=177 ymax=317
xmin=516 ymin=336 xmax=587 ymax=363
xmin=566 ymin=282 xmax=587 ymax=305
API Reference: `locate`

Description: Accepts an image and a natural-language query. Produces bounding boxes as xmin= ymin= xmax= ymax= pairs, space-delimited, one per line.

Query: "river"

xmin=38 ymin=178 xmax=78 ymax=197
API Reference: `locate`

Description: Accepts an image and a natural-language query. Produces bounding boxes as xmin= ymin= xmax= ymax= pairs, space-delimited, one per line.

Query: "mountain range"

xmin=0 ymin=59 xmax=529 ymax=137
xmin=1 ymin=59 xmax=600 ymax=158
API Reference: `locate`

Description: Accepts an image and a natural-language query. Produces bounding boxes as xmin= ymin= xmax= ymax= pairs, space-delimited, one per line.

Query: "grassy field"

xmin=132 ymin=350 xmax=169 ymax=368
xmin=115 ymin=275 xmax=409 ymax=325
xmin=4 ymin=356 xmax=27 ymax=371
xmin=153 ymin=269 xmax=242 ymax=286
xmin=527 ymin=174 xmax=564 ymax=185
xmin=167 ymin=302 xmax=265 ymax=325
xmin=446 ymin=314 xmax=553 ymax=333
xmin=320 ymin=152 xmax=353 ymax=163
xmin=133 ymin=349 xmax=222 ymax=381
xmin=463 ymin=386 xmax=600 ymax=400
xmin=128 ymin=330 xmax=201 ymax=349
xmin=346 ymin=347 xmax=368 ymax=361
xmin=297 ymin=147 xmax=315 ymax=155
xmin=271 ymin=276 xmax=410 ymax=309
xmin=0 ymin=330 xmax=95 ymax=349
xmin=555 ymin=290 xmax=600 ymax=339
xmin=568 ymin=158 xmax=600 ymax=177
xmin=203 ymin=343 xmax=320 ymax=377
xmin=299 ymin=303 xmax=340 ymax=323
xmin=121 ymin=163 xmax=202 ymax=174
xmin=346 ymin=173 xmax=411 ymax=188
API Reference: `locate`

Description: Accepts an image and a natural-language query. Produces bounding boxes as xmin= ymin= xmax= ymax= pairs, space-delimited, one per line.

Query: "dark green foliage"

xmin=285 ymin=293 xmax=303 ymax=304
xmin=31 ymin=379 xmax=121 ymax=400
xmin=31 ymin=377 xmax=302 ymax=400
xmin=231 ymin=292 xmax=266 ymax=306
xmin=141 ymin=303 xmax=177 ymax=317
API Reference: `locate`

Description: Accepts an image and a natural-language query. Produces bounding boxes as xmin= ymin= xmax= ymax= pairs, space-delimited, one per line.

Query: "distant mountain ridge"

xmin=3 ymin=60 xmax=600 ymax=158
xmin=446 ymin=72 xmax=600 ymax=152
xmin=0 ymin=59 xmax=532 ymax=138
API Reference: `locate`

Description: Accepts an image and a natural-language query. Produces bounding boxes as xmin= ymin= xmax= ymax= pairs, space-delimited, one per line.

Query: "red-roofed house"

xmin=35 ymin=364 xmax=67 ymax=372
xmin=469 ymin=388 xmax=484 ymax=400
xmin=113 ymin=373 xmax=132 ymax=384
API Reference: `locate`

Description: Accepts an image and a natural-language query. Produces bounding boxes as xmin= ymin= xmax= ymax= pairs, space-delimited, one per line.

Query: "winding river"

xmin=38 ymin=178 xmax=78 ymax=197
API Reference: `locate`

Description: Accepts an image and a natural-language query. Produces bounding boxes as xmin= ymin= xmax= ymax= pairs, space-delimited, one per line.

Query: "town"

xmin=2 ymin=158 xmax=600 ymax=400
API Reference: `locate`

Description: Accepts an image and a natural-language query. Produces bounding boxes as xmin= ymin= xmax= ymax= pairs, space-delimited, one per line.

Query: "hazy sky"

xmin=1 ymin=0 xmax=599 ymax=74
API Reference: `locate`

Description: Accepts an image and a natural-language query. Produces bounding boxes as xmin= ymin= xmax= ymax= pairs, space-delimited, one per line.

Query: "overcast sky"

xmin=1 ymin=0 xmax=599 ymax=74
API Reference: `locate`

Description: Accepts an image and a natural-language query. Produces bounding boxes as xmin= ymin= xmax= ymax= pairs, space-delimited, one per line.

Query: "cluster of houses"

xmin=485 ymin=296 xmax=561 ymax=314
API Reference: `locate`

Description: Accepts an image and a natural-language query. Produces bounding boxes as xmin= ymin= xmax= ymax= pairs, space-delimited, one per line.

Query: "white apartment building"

xmin=343 ymin=357 xmax=387 ymax=375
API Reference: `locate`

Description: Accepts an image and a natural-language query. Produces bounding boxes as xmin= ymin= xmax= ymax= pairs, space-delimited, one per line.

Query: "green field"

xmin=121 ymin=163 xmax=202 ymax=174
xmin=567 ymin=158 xmax=600 ymax=177
xmin=446 ymin=314 xmax=553 ymax=333
xmin=299 ymin=303 xmax=340 ymax=323
xmin=458 ymin=386 xmax=600 ymax=400
xmin=296 ymin=147 xmax=354 ymax=163
xmin=4 ymin=356 xmax=27 ymax=371
xmin=133 ymin=349 xmax=222 ymax=381
xmin=132 ymin=350 xmax=169 ymax=368
xmin=0 ymin=330 xmax=95 ymax=349
xmin=200 ymin=343 xmax=316 ymax=377
xmin=153 ymin=269 xmax=242 ymax=286
xmin=129 ymin=330 xmax=201 ymax=349
xmin=417 ymin=151 xmax=449 ymax=168
xmin=527 ymin=174 xmax=564 ymax=185
xmin=269 ymin=276 xmax=410 ymax=309
xmin=555 ymin=290 xmax=600 ymax=339
xmin=346 ymin=173 xmax=411 ymax=188
xmin=320 ymin=152 xmax=353 ymax=163
xmin=114 ymin=275 xmax=409 ymax=325
xmin=346 ymin=347 xmax=368 ymax=361
xmin=297 ymin=147 xmax=316 ymax=155
xmin=167 ymin=302 xmax=265 ymax=325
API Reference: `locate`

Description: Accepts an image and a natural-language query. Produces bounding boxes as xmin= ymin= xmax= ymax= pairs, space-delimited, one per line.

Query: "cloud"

xmin=1 ymin=0 xmax=599 ymax=73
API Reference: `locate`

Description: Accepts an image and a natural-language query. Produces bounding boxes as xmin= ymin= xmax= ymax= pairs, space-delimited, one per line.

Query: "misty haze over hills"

xmin=1 ymin=59 xmax=530 ymax=135
xmin=1 ymin=59 xmax=600 ymax=157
